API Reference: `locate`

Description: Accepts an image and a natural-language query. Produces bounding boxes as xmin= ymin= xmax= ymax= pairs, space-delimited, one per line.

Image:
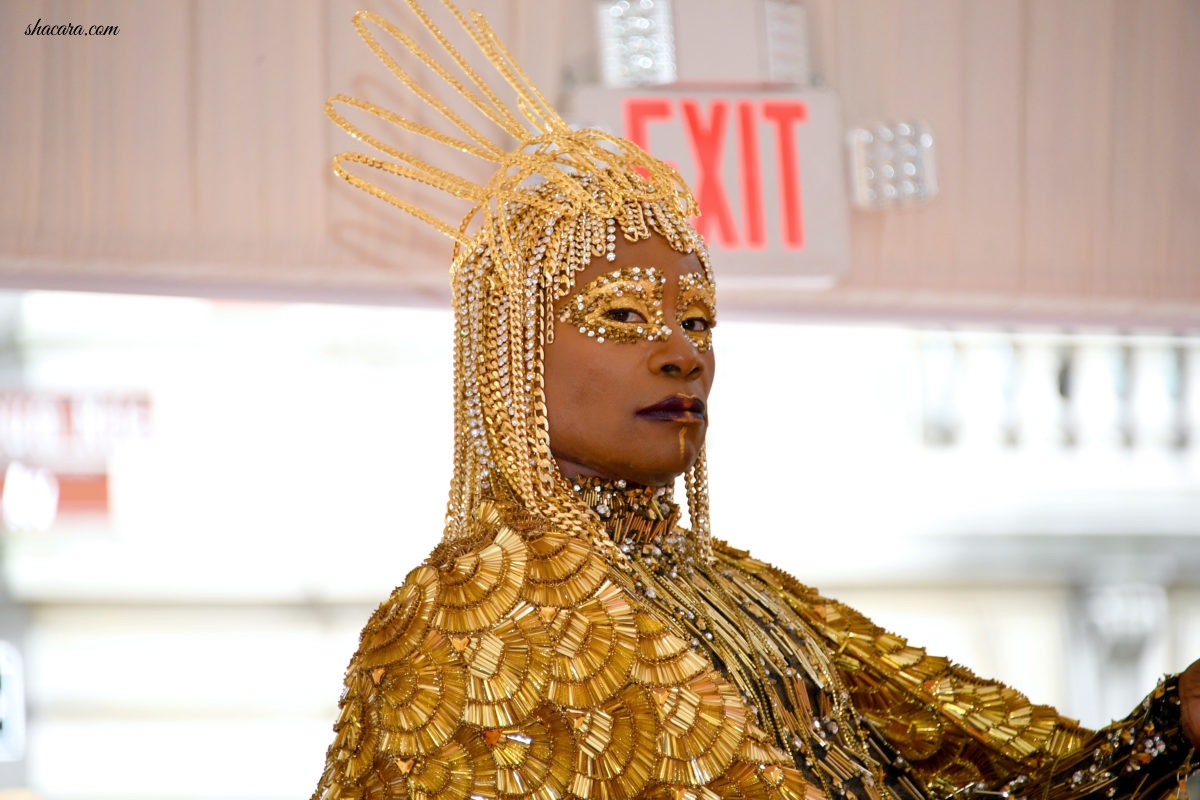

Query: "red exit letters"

xmin=624 ymin=97 xmax=809 ymax=251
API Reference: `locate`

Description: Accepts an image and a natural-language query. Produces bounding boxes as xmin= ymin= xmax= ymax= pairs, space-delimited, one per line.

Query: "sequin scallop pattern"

xmin=459 ymin=600 xmax=552 ymax=728
xmin=630 ymin=609 xmax=710 ymax=688
xmin=519 ymin=525 xmax=609 ymax=609
xmin=372 ymin=628 xmax=469 ymax=754
xmin=707 ymin=759 xmax=814 ymax=800
xmin=369 ymin=727 xmax=497 ymax=800
xmin=485 ymin=704 xmax=576 ymax=798
xmin=651 ymin=672 xmax=749 ymax=786
xmin=433 ymin=524 xmax=527 ymax=635
xmin=567 ymin=683 xmax=661 ymax=799
xmin=545 ymin=580 xmax=639 ymax=708
xmin=354 ymin=565 xmax=439 ymax=670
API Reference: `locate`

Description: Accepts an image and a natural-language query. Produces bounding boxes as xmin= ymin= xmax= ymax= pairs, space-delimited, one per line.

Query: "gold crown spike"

xmin=326 ymin=1 xmax=696 ymax=258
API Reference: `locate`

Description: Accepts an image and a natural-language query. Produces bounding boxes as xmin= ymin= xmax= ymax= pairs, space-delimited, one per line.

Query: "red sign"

xmin=571 ymin=88 xmax=850 ymax=285
xmin=626 ymin=97 xmax=808 ymax=250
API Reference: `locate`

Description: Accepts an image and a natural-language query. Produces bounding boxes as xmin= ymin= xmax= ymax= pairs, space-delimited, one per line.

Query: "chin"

xmin=626 ymin=450 xmax=702 ymax=487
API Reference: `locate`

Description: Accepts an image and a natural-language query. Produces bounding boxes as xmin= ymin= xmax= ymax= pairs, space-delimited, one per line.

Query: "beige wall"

xmin=2 ymin=0 xmax=1197 ymax=325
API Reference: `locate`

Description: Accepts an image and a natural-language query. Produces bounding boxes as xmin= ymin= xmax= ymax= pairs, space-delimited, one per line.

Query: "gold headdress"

xmin=328 ymin=0 xmax=714 ymax=563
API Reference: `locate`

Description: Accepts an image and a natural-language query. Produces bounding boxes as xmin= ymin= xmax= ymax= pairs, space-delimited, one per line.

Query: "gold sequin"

xmin=546 ymin=581 xmax=638 ymax=708
xmin=521 ymin=526 xmax=608 ymax=608
xmin=372 ymin=629 xmax=467 ymax=754
xmin=639 ymin=786 xmax=723 ymax=800
xmin=488 ymin=705 xmax=575 ymax=798
xmin=738 ymin=722 xmax=793 ymax=766
xmin=372 ymin=729 xmax=496 ymax=800
xmin=357 ymin=565 xmax=438 ymax=670
xmin=708 ymin=761 xmax=815 ymax=800
xmin=434 ymin=525 xmax=526 ymax=634
xmin=568 ymin=684 xmax=660 ymax=800
xmin=631 ymin=610 xmax=710 ymax=687
xmin=653 ymin=673 xmax=748 ymax=786
xmin=462 ymin=601 xmax=551 ymax=728
xmin=334 ymin=701 xmax=379 ymax=783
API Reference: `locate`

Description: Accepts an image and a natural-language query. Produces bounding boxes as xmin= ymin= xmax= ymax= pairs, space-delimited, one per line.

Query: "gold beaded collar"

xmin=568 ymin=477 xmax=712 ymax=577
xmin=570 ymin=476 xmax=676 ymax=525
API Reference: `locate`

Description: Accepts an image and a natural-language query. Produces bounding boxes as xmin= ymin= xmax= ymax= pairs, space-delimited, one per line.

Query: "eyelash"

xmin=604 ymin=308 xmax=648 ymax=324
xmin=605 ymin=308 xmax=711 ymax=333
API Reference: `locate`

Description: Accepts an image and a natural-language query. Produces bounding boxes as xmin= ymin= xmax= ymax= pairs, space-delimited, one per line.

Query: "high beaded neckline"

xmin=570 ymin=476 xmax=675 ymax=522
xmin=569 ymin=476 xmax=704 ymax=567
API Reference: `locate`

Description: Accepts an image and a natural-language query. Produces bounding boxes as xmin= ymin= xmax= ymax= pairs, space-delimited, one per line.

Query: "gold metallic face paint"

xmin=559 ymin=266 xmax=669 ymax=344
xmin=675 ymin=272 xmax=717 ymax=353
xmin=678 ymin=426 xmax=687 ymax=460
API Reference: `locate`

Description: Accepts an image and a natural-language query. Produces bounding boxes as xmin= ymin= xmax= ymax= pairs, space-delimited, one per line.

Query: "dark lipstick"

xmin=636 ymin=395 xmax=706 ymax=422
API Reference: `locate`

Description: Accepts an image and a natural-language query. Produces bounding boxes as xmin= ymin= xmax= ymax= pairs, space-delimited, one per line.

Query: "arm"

xmin=1004 ymin=673 xmax=1193 ymax=800
xmin=802 ymin=595 xmax=1196 ymax=800
xmin=1181 ymin=660 xmax=1200 ymax=750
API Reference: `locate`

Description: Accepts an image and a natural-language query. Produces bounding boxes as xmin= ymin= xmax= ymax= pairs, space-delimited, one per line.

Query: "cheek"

xmin=545 ymin=340 xmax=636 ymax=433
xmin=557 ymin=364 xmax=605 ymax=416
xmin=545 ymin=336 xmax=604 ymax=419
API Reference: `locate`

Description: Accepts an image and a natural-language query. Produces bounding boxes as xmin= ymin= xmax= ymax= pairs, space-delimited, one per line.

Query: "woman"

xmin=313 ymin=3 xmax=1199 ymax=798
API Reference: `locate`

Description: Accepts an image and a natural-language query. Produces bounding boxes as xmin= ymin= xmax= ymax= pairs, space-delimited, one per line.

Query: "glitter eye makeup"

xmin=559 ymin=266 xmax=670 ymax=343
xmin=676 ymin=273 xmax=717 ymax=352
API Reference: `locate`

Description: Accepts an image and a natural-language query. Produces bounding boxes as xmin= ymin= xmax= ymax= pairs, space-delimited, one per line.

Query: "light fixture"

xmin=596 ymin=0 xmax=677 ymax=87
xmin=763 ymin=0 xmax=810 ymax=86
xmin=846 ymin=121 xmax=938 ymax=208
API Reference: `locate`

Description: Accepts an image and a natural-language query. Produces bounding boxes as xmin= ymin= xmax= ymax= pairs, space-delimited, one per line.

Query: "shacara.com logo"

xmin=25 ymin=18 xmax=119 ymax=36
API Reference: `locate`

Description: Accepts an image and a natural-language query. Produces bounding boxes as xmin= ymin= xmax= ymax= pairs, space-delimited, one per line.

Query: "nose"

xmin=648 ymin=327 xmax=705 ymax=379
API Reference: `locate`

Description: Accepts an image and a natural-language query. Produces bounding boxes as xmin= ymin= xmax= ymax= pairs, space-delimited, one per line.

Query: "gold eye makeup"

xmin=675 ymin=272 xmax=717 ymax=352
xmin=559 ymin=266 xmax=670 ymax=344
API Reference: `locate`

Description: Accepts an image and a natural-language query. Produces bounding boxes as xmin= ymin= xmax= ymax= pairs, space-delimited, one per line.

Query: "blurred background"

xmin=1 ymin=1 xmax=1198 ymax=798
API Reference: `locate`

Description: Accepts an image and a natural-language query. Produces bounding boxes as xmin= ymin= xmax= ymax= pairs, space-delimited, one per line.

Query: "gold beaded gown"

xmin=314 ymin=4 xmax=1194 ymax=798
xmin=310 ymin=478 xmax=1192 ymax=800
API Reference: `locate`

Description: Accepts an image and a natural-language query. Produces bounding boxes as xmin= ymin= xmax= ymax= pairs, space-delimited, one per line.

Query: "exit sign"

xmin=570 ymin=88 xmax=850 ymax=286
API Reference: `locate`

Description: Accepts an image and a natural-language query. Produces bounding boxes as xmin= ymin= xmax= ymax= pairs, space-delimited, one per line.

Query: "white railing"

xmin=917 ymin=330 xmax=1199 ymax=457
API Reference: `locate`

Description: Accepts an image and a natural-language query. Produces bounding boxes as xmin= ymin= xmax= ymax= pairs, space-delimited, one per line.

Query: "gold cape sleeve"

xmin=799 ymin=592 xmax=1196 ymax=800
xmin=311 ymin=501 xmax=812 ymax=800
xmin=720 ymin=552 xmax=1090 ymax=796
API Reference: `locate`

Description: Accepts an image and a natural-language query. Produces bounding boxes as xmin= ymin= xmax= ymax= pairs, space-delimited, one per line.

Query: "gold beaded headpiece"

xmin=328 ymin=0 xmax=714 ymax=563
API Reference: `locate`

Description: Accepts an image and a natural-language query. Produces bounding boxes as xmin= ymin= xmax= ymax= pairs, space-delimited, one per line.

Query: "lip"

xmin=636 ymin=394 xmax=707 ymax=422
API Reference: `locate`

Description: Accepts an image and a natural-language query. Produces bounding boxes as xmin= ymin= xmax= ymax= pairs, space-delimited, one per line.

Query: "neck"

xmin=568 ymin=475 xmax=674 ymax=519
xmin=553 ymin=457 xmax=678 ymax=490
xmin=568 ymin=475 xmax=708 ymax=573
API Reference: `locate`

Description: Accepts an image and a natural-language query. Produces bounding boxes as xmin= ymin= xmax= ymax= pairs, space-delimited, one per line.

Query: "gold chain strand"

xmin=568 ymin=478 xmax=907 ymax=800
xmin=351 ymin=10 xmax=516 ymax=152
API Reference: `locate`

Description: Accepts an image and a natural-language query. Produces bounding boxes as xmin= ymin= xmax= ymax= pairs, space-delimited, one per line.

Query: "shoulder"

xmin=314 ymin=503 xmax=797 ymax=799
xmin=707 ymin=535 xmax=1090 ymax=782
xmin=710 ymin=536 xmax=824 ymax=604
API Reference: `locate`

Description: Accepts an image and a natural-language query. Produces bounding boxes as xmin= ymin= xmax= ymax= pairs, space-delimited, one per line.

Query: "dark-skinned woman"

xmin=313 ymin=4 xmax=1199 ymax=798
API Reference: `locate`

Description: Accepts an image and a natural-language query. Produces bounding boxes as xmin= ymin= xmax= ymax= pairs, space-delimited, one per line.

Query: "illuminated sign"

xmin=0 ymin=392 xmax=152 ymax=522
xmin=570 ymin=88 xmax=850 ymax=286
